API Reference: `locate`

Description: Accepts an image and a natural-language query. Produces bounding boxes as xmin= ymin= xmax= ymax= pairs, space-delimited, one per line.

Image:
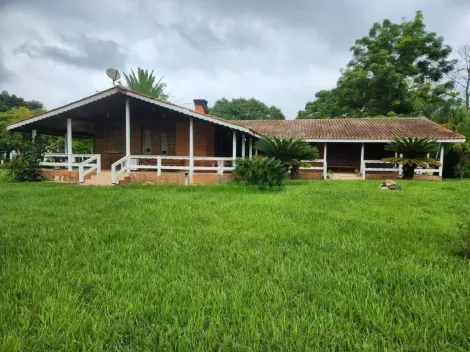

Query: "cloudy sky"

xmin=0 ymin=0 xmax=469 ymax=118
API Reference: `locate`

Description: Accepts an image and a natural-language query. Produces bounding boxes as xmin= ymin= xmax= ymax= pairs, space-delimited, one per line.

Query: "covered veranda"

xmin=6 ymin=87 xmax=259 ymax=185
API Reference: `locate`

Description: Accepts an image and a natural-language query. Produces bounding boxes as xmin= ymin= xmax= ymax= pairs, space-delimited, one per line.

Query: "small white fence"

xmin=111 ymin=155 xmax=235 ymax=184
xmin=300 ymin=159 xmax=326 ymax=177
xmin=361 ymin=160 xmax=440 ymax=180
xmin=40 ymin=153 xmax=101 ymax=183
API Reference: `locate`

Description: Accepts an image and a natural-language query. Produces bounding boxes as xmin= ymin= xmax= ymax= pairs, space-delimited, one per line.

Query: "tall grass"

xmin=1 ymin=180 xmax=470 ymax=351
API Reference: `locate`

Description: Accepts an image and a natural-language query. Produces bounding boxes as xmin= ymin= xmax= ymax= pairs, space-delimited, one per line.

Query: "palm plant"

xmin=123 ymin=68 xmax=169 ymax=100
xmin=382 ymin=138 xmax=440 ymax=180
xmin=448 ymin=109 xmax=470 ymax=179
xmin=255 ymin=137 xmax=319 ymax=179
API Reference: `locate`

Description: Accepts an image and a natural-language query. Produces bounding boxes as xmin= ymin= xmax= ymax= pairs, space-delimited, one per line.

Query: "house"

xmin=6 ymin=86 xmax=466 ymax=184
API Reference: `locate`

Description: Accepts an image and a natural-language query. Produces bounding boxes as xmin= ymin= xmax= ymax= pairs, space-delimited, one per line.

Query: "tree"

xmin=0 ymin=91 xmax=44 ymax=113
xmin=448 ymin=44 xmax=470 ymax=111
xmin=123 ymin=68 xmax=169 ymax=100
xmin=382 ymin=138 xmax=440 ymax=180
xmin=210 ymin=98 xmax=285 ymax=120
xmin=255 ymin=137 xmax=319 ymax=179
xmin=0 ymin=107 xmax=36 ymax=160
xmin=446 ymin=108 xmax=470 ymax=179
xmin=298 ymin=12 xmax=455 ymax=118
xmin=297 ymin=89 xmax=344 ymax=119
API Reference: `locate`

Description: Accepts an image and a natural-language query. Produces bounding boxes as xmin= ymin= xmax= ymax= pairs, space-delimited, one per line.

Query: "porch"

xmin=299 ymin=142 xmax=445 ymax=180
xmin=8 ymin=87 xmax=258 ymax=185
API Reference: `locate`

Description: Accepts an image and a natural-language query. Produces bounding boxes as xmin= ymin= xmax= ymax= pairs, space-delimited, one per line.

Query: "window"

xmin=160 ymin=133 xmax=168 ymax=155
xmin=143 ymin=129 xmax=152 ymax=154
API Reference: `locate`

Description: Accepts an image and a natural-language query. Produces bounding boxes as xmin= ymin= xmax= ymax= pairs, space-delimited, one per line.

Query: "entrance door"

xmin=327 ymin=143 xmax=361 ymax=172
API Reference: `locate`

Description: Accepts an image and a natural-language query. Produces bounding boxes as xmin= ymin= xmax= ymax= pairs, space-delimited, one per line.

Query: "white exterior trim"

xmin=241 ymin=134 xmax=246 ymax=157
xmin=125 ymin=98 xmax=131 ymax=158
xmin=66 ymin=118 xmax=72 ymax=171
xmin=439 ymin=144 xmax=444 ymax=177
xmin=123 ymin=90 xmax=259 ymax=137
xmin=6 ymin=88 xmax=119 ymax=130
xmin=249 ymin=138 xmax=253 ymax=159
xmin=305 ymin=139 xmax=465 ymax=143
xmin=189 ymin=117 xmax=194 ymax=175
xmin=232 ymin=131 xmax=237 ymax=161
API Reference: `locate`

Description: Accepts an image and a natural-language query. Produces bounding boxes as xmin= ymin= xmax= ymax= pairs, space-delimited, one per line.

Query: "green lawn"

xmin=1 ymin=178 xmax=470 ymax=351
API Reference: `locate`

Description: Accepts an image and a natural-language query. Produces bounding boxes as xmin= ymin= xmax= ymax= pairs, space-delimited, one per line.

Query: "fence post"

xmin=79 ymin=165 xmax=84 ymax=183
xmin=97 ymin=155 xmax=101 ymax=174
xmin=112 ymin=164 xmax=116 ymax=184
xmin=157 ymin=156 xmax=162 ymax=176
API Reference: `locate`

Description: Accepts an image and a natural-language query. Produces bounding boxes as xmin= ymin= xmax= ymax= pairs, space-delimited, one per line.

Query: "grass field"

xmin=1 ymin=177 xmax=470 ymax=351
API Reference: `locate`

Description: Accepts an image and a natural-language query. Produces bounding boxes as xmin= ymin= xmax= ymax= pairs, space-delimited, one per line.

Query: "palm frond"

xmin=123 ymin=68 xmax=169 ymax=100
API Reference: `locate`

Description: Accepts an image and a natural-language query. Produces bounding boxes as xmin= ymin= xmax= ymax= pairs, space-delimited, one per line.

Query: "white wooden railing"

xmin=111 ymin=155 xmax=236 ymax=184
xmin=41 ymin=153 xmax=101 ymax=183
xmin=361 ymin=160 xmax=400 ymax=180
xmin=300 ymin=159 xmax=327 ymax=178
xmin=361 ymin=160 xmax=439 ymax=179
xmin=300 ymin=159 xmax=325 ymax=170
xmin=78 ymin=155 xmax=101 ymax=183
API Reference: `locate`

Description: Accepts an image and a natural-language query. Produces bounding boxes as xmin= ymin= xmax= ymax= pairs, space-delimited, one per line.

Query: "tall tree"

xmin=210 ymin=98 xmax=285 ymax=120
xmin=298 ymin=12 xmax=455 ymax=118
xmin=0 ymin=91 xmax=44 ymax=113
xmin=297 ymin=89 xmax=344 ymax=119
xmin=123 ymin=68 xmax=169 ymax=100
xmin=448 ymin=44 xmax=470 ymax=111
xmin=0 ymin=107 xmax=36 ymax=160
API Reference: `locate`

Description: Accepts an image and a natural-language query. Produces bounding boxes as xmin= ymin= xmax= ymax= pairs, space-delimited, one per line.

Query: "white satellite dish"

xmin=106 ymin=68 xmax=121 ymax=85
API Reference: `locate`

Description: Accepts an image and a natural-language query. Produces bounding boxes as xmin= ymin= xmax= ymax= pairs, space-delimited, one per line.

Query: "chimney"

xmin=194 ymin=99 xmax=209 ymax=114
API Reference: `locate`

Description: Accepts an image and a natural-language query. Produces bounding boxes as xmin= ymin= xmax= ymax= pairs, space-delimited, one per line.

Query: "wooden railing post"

xmin=157 ymin=156 xmax=162 ymax=176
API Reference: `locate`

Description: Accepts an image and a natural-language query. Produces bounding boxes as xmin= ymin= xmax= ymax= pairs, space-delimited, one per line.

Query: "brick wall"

xmin=299 ymin=170 xmax=323 ymax=180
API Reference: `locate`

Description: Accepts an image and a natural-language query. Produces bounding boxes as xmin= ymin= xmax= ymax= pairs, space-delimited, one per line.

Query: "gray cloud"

xmin=14 ymin=34 xmax=128 ymax=70
xmin=0 ymin=48 xmax=14 ymax=85
xmin=0 ymin=0 xmax=469 ymax=117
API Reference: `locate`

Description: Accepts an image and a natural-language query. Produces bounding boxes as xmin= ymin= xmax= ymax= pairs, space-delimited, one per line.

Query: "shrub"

xmin=234 ymin=156 xmax=287 ymax=189
xmin=7 ymin=140 xmax=43 ymax=182
xmin=255 ymin=137 xmax=319 ymax=179
xmin=382 ymin=138 xmax=440 ymax=180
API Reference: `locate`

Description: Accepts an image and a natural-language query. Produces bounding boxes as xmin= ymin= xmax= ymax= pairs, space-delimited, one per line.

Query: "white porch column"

xmin=189 ymin=117 xmax=194 ymax=175
xmin=323 ymin=143 xmax=328 ymax=179
xmin=255 ymin=148 xmax=258 ymax=156
xmin=32 ymin=129 xmax=37 ymax=141
xmin=66 ymin=118 xmax=72 ymax=171
xmin=439 ymin=144 xmax=444 ymax=177
xmin=399 ymin=154 xmax=403 ymax=176
xmin=125 ymin=98 xmax=131 ymax=158
xmin=360 ymin=143 xmax=365 ymax=179
xmin=249 ymin=138 xmax=253 ymax=159
xmin=241 ymin=134 xmax=246 ymax=157
xmin=232 ymin=131 xmax=237 ymax=161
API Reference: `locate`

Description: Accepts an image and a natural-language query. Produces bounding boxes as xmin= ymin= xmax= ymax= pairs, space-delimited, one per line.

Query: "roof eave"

xmin=121 ymin=90 xmax=259 ymax=136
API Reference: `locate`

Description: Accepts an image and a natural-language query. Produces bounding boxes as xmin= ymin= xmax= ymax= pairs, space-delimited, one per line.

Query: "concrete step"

xmin=83 ymin=171 xmax=127 ymax=186
xmin=330 ymin=173 xmax=362 ymax=180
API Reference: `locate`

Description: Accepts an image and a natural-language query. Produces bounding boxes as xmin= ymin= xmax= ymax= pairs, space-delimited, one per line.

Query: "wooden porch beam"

xmin=233 ymin=131 xmax=237 ymax=161
xmin=67 ymin=118 xmax=72 ymax=171
xmin=189 ymin=117 xmax=194 ymax=175
xmin=125 ymin=98 xmax=131 ymax=158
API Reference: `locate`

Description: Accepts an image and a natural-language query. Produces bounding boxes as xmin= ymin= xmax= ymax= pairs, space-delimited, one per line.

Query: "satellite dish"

xmin=106 ymin=68 xmax=121 ymax=85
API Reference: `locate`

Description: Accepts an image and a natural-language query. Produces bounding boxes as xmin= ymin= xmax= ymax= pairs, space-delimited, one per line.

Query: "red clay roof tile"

xmin=231 ymin=118 xmax=465 ymax=141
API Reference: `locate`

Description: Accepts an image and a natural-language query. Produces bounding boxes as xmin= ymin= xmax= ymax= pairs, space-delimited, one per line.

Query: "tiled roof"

xmin=231 ymin=118 xmax=465 ymax=141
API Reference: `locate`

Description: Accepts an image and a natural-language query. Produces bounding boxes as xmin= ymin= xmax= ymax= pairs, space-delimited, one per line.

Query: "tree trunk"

xmin=290 ymin=165 xmax=300 ymax=179
xmin=5 ymin=149 xmax=11 ymax=161
xmin=402 ymin=165 xmax=415 ymax=180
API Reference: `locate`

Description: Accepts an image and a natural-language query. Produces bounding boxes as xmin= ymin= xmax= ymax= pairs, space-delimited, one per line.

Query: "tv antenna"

xmin=106 ymin=68 xmax=121 ymax=86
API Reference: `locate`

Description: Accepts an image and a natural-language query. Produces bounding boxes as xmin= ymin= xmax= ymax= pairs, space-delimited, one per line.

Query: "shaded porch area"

xmin=7 ymin=87 xmax=258 ymax=185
